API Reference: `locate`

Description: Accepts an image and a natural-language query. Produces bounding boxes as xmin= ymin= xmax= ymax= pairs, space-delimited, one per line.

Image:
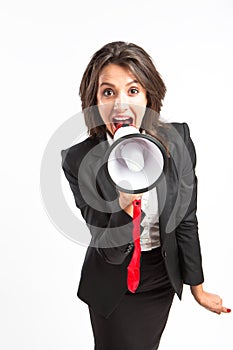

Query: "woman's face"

xmin=97 ymin=64 xmax=147 ymax=136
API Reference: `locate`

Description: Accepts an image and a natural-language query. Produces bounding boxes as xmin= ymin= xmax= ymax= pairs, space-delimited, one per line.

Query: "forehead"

xmin=98 ymin=64 xmax=137 ymax=84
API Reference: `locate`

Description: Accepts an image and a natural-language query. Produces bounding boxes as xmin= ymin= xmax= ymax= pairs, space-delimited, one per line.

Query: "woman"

xmin=61 ymin=41 xmax=230 ymax=349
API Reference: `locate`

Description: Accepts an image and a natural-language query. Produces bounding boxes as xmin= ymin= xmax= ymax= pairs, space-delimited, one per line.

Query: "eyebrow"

xmin=99 ymin=80 xmax=139 ymax=88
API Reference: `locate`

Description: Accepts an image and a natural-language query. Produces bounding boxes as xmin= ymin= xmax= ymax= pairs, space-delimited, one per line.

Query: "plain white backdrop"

xmin=1 ymin=0 xmax=233 ymax=349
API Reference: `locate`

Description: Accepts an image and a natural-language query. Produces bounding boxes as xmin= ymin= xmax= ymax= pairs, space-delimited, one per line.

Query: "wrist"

xmin=190 ymin=284 xmax=204 ymax=302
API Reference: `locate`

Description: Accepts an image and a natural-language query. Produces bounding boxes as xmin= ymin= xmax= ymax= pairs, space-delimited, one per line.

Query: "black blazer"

xmin=61 ymin=122 xmax=204 ymax=318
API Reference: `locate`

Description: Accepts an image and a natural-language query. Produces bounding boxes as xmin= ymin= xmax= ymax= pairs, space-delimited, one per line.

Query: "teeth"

xmin=113 ymin=117 xmax=130 ymax=121
xmin=112 ymin=117 xmax=133 ymax=127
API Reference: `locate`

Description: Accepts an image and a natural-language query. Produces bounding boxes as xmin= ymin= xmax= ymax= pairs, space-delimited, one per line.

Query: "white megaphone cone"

xmin=105 ymin=124 xmax=167 ymax=194
xmin=120 ymin=141 xmax=144 ymax=172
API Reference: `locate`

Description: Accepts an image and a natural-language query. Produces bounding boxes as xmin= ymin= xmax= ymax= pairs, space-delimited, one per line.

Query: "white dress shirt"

xmin=140 ymin=187 xmax=160 ymax=251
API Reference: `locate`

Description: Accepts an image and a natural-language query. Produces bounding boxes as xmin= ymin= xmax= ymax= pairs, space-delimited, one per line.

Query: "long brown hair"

xmin=79 ymin=41 xmax=169 ymax=149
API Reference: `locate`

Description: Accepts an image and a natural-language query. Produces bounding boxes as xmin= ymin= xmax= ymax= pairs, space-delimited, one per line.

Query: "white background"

xmin=1 ymin=0 xmax=233 ymax=349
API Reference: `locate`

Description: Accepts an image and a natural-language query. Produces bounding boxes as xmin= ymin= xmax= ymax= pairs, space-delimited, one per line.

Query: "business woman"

xmin=61 ymin=41 xmax=230 ymax=350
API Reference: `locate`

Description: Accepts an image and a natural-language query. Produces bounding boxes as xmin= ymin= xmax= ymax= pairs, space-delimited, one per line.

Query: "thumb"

xmin=221 ymin=306 xmax=231 ymax=313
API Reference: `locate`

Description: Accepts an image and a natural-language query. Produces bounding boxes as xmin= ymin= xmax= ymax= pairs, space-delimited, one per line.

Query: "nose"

xmin=113 ymin=102 xmax=127 ymax=113
xmin=113 ymin=94 xmax=129 ymax=113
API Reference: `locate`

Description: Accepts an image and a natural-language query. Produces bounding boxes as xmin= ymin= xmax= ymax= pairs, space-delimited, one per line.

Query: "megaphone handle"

xmin=127 ymin=199 xmax=142 ymax=293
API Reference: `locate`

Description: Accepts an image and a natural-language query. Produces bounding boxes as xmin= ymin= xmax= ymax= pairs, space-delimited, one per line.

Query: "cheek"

xmin=140 ymin=94 xmax=147 ymax=106
xmin=131 ymin=104 xmax=147 ymax=118
xmin=138 ymin=91 xmax=147 ymax=105
xmin=98 ymin=103 xmax=112 ymax=122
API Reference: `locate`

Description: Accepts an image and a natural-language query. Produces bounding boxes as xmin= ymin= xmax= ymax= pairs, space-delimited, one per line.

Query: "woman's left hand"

xmin=190 ymin=284 xmax=231 ymax=315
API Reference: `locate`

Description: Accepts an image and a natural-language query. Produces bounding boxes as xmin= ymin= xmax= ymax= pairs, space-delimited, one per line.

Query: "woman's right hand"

xmin=118 ymin=191 xmax=143 ymax=217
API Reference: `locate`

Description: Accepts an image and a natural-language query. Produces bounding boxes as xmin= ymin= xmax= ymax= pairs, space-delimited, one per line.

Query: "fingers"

xmin=119 ymin=191 xmax=142 ymax=208
xmin=207 ymin=301 xmax=231 ymax=315
xmin=118 ymin=191 xmax=143 ymax=217
xmin=221 ymin=306 xmax=231 ymax=314
xmin=211 ymin=297 xmax=231 ymax=314
xmin=119 ymin=191 xmax=143 ymax=200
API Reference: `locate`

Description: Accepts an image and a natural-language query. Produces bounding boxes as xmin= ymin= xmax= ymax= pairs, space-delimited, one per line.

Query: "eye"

xmin=129 ymin=87 xmax=139 ymax=94
xmin=103 ymin=89 xmax=114 ymax=96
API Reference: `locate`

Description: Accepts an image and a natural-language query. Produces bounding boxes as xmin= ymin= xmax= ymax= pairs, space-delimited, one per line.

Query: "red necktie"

xmin=127 ymin=199 xmax=142 ymax=293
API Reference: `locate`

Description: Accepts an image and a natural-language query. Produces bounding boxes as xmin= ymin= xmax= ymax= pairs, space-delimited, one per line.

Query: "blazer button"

xmin=162 ymin=250 xmax=167 ymax=258
xmin=124 ymin=244 xmax=133 ymax=254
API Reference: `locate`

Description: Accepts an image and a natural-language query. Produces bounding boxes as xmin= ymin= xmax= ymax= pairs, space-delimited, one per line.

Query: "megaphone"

xmin=105 ymin=125 xmax=167 ymax=194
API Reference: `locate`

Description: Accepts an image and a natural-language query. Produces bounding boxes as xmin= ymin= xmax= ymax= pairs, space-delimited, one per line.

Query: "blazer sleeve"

xmin=175 ymin=123 xmax=204 ymax=286
xmin=61 ymin=147 xmax=144 ymax=265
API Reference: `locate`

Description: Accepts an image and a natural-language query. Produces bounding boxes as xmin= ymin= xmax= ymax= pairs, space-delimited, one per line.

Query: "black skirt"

xmin=88 ymin=247 xmax=175 ymax=350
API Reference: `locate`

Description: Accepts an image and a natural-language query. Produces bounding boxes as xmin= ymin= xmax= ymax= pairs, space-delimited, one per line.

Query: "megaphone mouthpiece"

xmin=113 ymin=124 xmax=140 ymax=141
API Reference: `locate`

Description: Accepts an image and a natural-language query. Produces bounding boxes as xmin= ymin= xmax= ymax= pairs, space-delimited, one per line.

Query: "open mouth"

xmin=112 ymin=116 xmax=134 ymax=129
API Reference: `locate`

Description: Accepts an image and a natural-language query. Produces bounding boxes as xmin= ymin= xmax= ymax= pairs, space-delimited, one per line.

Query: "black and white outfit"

xmin=61 ymin=122 xmax=204 ymax=350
